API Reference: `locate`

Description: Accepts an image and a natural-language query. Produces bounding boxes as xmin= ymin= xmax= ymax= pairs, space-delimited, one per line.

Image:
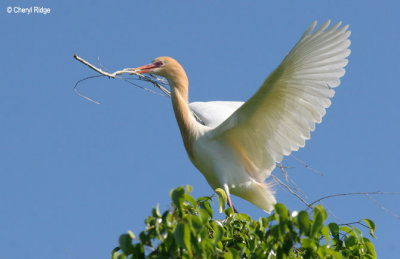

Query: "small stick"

xmin=271 ymin=174 xmax=312 ymax=208
xmin=308 ymin=191 xmax=400 ymax=208
xmin=73 ymin=54 xmax=138 ymax=78
xmin=366 ymin=194 xmax=400 ymax=219
xmin=290 ymin=154 xmax=324 ymax=176
xmin=73 ymin=54 xmax=172 ymax=104
xmin=74 ymin=54 xmax=114 ymax=78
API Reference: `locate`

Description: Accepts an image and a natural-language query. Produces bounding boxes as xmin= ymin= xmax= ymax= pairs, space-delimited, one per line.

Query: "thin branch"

xmin=73 ymin=75 xmax=104 ymax=104
xmin=122 ymin=77 xmax=169 ymax=97
xmin=290 ymin=154 xmax=324 ymax=176
xmin=308 ymin=191 xmax=400 ymax=208
xmin=271 ymin=174 xmax=312 ymax=208
xmin=338 ymin=220 xmax=369 ymax=229
xmin=74 ymin=54 xmax=119 ymax=78
xmin=276 ymin=164 xmax=309 ymax=201
xmin=274 ymin=166 xmax=400 ymax=219
xmin=73 ymin=54 xmax=171 ymax=103
xmin=276 ymin=164 xmax=290 ymax=182
xmin=366 ymin=194 xmax=400 ymax=219
xmin=97 ymin=56 xmax=107 ymax=71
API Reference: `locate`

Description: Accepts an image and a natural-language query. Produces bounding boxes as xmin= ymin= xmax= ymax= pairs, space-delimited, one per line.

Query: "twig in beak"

xmin=73 ymin=54 xmax=171 ymax=103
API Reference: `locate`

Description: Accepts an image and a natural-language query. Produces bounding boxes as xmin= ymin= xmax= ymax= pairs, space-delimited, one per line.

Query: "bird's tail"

xmin=233 ymin=181 xmax=276 ymax=213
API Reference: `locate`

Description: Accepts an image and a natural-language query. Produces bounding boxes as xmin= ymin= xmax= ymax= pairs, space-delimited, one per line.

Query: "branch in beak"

xmin=133 ymin=61 xmax=163 ymax=74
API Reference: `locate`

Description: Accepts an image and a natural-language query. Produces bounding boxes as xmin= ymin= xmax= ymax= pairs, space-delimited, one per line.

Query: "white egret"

xmin=133 ymin=20 xmax=350 ymax=212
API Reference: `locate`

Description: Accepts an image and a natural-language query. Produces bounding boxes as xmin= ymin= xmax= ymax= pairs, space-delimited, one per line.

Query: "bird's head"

xmin=134 ymin=57 xmax=181 ymax=77
xmin=133 ymin=57 xmax=188 ymax=90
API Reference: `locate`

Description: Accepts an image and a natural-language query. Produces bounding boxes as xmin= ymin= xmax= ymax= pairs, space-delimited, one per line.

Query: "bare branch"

xmin=271 ymin=174 xmax=312 ymax=208
xmin=73 ymin=75 xmax=104 ymax=104
xmin=366 ymin=194 xmax=400 ymax=219
xmin=74 ymin=54 xmax=138 ymax=78
xmin=338 ymin=220 xmax=369 ymax=229
xmin=274 ymin=165 xmax=400 ymax=219
xmin=290 ymin=154 xmax=324 ymax=176
xmin=73 ymin=54 xmax=171 ymax=104
xmin=74 ymin=54 xmax=117 ymax=78
xmin=276 ymin=164 xmax=309 ymax=201
xmin=308 ymin=191 xmax=400 ymax=208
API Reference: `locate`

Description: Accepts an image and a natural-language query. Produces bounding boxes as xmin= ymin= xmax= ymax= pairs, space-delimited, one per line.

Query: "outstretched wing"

xmin=189 ymin=101 xmax=244 ymax=128
xmin=212 ymin=20 xmax=351 ymax=182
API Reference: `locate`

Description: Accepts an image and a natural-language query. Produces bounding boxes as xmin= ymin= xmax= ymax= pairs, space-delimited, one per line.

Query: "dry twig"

xmin=366 ymin=193 xmax=400 ymax=219
xmin=73 ymin=54 xmax=171 ymax=104
xmin=290 ymin=154 xmax=324 ymax=176
xmin=308 ymin=191 xmax=400 ymax=208
xmin=271 ymin=174 xmax=312 ymax=208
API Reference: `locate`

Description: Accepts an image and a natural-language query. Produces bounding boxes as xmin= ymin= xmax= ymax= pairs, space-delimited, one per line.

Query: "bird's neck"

xmin=168 ymin=76 xmax=199 ymax=160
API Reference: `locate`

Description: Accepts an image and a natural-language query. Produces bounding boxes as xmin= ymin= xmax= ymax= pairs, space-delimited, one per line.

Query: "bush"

xmin=112 ymin=186 xmax=376 ymax=259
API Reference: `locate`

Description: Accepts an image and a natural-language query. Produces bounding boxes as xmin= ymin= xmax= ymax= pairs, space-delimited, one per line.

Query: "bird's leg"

xmin=223 ymin=184 xmax=238 ymax=213
xmin=227 ymin=194 xmax=238 ymax=213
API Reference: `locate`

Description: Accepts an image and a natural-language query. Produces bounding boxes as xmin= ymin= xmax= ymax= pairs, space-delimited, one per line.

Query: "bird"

xmin=132 ymin=20 xmax=351 ymax=212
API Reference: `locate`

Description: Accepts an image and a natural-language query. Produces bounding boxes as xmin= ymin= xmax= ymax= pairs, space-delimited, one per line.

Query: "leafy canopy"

xmin=112 ymin=186 xmax=376 ymax=259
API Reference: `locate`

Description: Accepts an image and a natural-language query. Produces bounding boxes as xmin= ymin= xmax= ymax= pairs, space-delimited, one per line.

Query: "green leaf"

xmin=215 ymin=188 xmax=227 ymax=213
xmin=211 ymin=222 xmax=224 ymax=244
xmin=186 ymin=184 xmax=193 ymax=193
xmin=236 ymin=213 xmax=251 ymax=222
xmin=111 ymin=247 xmax=121 ymax=259
xmin=170 ymin=187 xmax=185 ymax=211
xmin=118 ymin=234 xmax=134 ymax=255
xmin=363 ymin=237 xmax=377 ymax=258
xmin=310 ymin=210 xmax=323 ymax=237
xmin=132 ymin=244 xmax=145 ymax=259
xmin=174 ymin=222 xmax=192 ymax=255
xmin=199 ymin=207 xmax=211 ymax=224
xmin=127 ymin=230 xmax=135 ymax=240
xmin=339 ymin=225 xmax=353 ymax=236
xmin=225 ymin=207 xmax=234 ymax=217
xmin=297 ymin=211 xmax=310 ymax=235
xmin=351 ymin=225 xmax=363 ymax=243
xmin=189 ymin=214 xmax=203 ymax=236
xmin=344 ymin=235 xmax=356 ymax=247
xmin=197 ymin=196 xmax=212 ymax=202
xmin=363 ymin=218 xmax=376 ymax=238
xmin=224 ymin=250 xmax=233 ymax=259
xmin=226 ymin=248 xmax=241 ymax=259
xmin=200 ymin=200 xmax=213 ymax=218
xmin=184 ymin=193 xmax=197 ymax=207
xmin=313 ymin=205 xmax=328 ymax=221
xmin=328 ymin=222 xmax=339 ymax=237
xmin=301 ymin=238 xmax=316 ymax=250
xmin=259 ymin=217 xmax=269 ymax=228
xmin=321 ymin=225 xmax=331 ymax=244
xmin=274 ymin=203 xmax=289 ymax=221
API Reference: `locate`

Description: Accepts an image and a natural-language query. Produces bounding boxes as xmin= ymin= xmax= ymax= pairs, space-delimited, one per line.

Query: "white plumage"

xmin=189 ymin=101 xmax=244 ymax=128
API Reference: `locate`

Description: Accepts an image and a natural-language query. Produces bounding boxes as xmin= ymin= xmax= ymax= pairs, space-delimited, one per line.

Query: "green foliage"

xmin=112 ymin=186 xmax=377 ymax=259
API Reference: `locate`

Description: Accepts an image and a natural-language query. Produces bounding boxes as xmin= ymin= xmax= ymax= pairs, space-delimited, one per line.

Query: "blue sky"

xmin=1 ymin=1 xmax=399 ymax=258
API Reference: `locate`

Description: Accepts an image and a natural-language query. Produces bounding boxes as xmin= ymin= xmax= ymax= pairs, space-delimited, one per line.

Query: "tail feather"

xmin=232 ymin=181 xmax=276 ymax=213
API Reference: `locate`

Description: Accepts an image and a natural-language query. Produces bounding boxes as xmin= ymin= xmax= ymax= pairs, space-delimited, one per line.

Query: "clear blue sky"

xmin=1 ymin=1 xmax=399 ymax=258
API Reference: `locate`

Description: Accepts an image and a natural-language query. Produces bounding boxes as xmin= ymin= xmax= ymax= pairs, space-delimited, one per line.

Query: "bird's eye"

xmin=153 ymin=61 xmax=164 ymax=67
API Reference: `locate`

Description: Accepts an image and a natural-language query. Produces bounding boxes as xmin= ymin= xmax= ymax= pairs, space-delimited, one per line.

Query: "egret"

xmin=133 ymin=20 xmax=350 ymax=212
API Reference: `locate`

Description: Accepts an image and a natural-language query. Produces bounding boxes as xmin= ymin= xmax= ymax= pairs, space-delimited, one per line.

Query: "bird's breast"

xmin=190 ymin=133 xmax=251 ymax=190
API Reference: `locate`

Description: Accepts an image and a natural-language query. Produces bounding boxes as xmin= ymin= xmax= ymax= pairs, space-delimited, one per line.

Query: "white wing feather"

xmin=212 ymin=20 xmax=351 ymax=182
xmin=189 ymin=101 xmax=244 ymax=128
